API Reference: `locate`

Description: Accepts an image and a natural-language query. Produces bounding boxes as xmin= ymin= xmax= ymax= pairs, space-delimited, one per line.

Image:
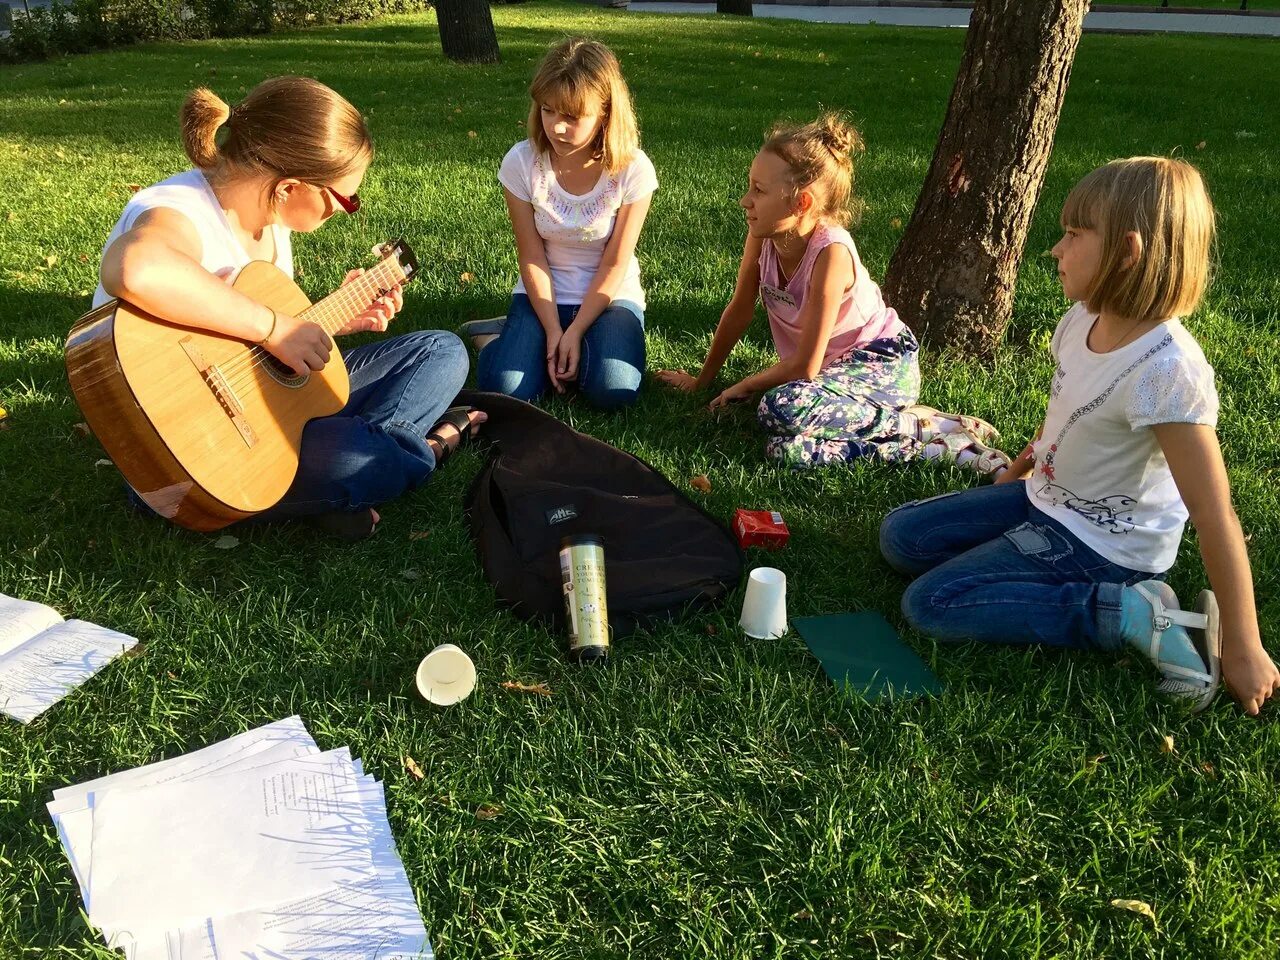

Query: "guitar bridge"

xmin=180 ymin=337 xmax=258 ymax=449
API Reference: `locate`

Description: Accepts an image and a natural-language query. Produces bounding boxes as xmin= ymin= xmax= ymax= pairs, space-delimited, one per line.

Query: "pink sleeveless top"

xmin=758 ymin=223 xmax=904 ymax=370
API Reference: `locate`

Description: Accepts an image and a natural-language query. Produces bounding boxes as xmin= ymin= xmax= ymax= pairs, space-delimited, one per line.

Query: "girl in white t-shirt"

xmin=880 ymin=157 xmax=1279 ymax=716
xmin=95 ymin=77 xmax=479 ymax=541
xmin=467 ymin=38 xmax=656 ymax=408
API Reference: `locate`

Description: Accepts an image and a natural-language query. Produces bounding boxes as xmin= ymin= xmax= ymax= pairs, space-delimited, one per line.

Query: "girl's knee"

xmin=899 ymin=574 xmax=960 ymax=641
xmin=477 ymin=367 xmax=546 ymax=402
xmin=581 ymin=358 xmax=642 ymax=408
xmin=758 ymin=383 xmax=803 ymax=433
xmin=879 ymin=505 xmax=923 ymax=575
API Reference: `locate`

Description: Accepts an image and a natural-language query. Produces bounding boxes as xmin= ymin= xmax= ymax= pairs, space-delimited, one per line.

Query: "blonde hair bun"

xmin=816 ymin=112 xmax=863 ymax=161
xmin=180 ymin=87 xmax=232 ymax=170
xmin=763 ymin=112 xmax=866 ymax=227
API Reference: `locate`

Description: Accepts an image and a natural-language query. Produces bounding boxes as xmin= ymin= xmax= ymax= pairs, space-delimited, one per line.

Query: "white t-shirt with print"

xmin=498 ymin=140 xmax=658 ymax=309
xmin=1025 ymin=303 xmax=1219 ymax=573
xmin=93 ymin=169 xmax=294 ymax=308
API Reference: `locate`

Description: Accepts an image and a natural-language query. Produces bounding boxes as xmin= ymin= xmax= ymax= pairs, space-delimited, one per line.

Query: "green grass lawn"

xmin=2 ymin=3 xmax=1280 ymax=957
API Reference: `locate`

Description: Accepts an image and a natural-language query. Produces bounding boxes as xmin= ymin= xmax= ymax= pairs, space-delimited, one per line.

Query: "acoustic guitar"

xmin=65 ymin=240 xmax=420 ymax=531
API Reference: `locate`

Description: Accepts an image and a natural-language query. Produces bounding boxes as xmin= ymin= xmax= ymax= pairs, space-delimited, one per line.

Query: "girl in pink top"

xmin=661 ymin=115 xmax=1002 ymax=469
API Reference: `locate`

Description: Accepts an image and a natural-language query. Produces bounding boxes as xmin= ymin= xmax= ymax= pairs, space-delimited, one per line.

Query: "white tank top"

xmin=92 ymin=169 xmax=293 ymax=308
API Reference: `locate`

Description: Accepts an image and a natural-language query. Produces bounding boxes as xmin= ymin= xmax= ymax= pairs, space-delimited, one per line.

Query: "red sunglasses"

xmin=324 ymin=185 xmax=361 ymax=214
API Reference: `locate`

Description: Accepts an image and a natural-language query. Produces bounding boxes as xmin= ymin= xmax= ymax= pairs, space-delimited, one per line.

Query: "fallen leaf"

xmin=1159 ymin=734 xmax=1175 ymax=755
xmin=689 ymin=474 xmax=712 ymax=493
xmin=72 ymin=421 xmax=90 ymax=436
xmin=126 ymin=183 xmax=142 ymax=193
xmin=408 ymin=530 xmax=430 ymax=541
xmin=792 ymin=908 xmax=813 ymax=920
xmin=454 ymin=106 xmax=462 ymax=113
xmin=890 ymin=217 xmax=902 ymax=230
xmin=1110 ymin=898 xmax=1157 ymax=924
xmin=404 ymin=756 xmax=425 ymax=780
xmin=501 ymin=680 xmax=553 ymax=697
xmin=705 ymin=624 xmax=718 ymax=636
xmin=459 ymin=272 xmax=474 ymax=283
xmin=122 ymin=642 xmax=147 ymax=658
xmin=166 ymin=671 xmax=178 ymax=680
xmin=467 ymin=130 xmax=478 ymax=139
xmin=1195 ymin=140 xmax=1206 ymax=150
xmin=475 ymin=802 xmax=503 ymax=820
xmin=4 ymin=211 xmax=14 ymax=221
xmin=1199 ymin=761 xmax=1216 ymax=779
xmin=44 ymin=254 xmax=59 ymax=269
xmin=94 ymin=458 xmax=113 ymax=468
xmin=212 ymin=534 xmax=239 ymax=549
xmin=78 ymin=253 xmax=89 ymax=263
xmin=402 ymin=568 xmax=422 ymax=581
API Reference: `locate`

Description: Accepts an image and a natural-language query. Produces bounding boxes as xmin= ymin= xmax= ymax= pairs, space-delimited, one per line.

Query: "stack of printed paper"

xmin=47 ymin=717 xmax=433 ymax=960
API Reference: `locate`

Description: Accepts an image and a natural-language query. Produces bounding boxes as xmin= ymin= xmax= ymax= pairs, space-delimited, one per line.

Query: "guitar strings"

xmin=218 ymin=263 xmax=404 ymax=391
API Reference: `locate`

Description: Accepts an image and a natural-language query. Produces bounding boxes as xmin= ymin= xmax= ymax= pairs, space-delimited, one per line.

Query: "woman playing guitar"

xmin=93 ymin=76 xmax=483 ymax=541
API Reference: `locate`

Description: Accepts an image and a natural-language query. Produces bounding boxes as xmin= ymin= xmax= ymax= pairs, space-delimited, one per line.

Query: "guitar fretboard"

xmin=298 ymin=257 xmax=407 ymax=335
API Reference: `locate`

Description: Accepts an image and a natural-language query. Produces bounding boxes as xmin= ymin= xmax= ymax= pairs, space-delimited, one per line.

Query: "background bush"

xmin=0 ymin=0 xmax=434 ymax=61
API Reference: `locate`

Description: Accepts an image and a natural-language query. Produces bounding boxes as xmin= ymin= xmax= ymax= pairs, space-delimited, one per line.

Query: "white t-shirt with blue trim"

xmin=1026 ymin=302 xmax=1219 ymax=573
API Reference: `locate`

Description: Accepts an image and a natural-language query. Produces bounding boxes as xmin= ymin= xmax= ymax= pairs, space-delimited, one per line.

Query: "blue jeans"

xmin=878 ymin=481 xmax=1158 ymax=650
xmin=260 ymin=329 xmax=469 ymax=519
xmin=476 ymin=294 xmax=645 ymax=408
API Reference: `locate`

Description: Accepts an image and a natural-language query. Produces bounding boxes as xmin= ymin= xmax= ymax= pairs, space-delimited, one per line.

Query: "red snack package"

xmin=733 ymin=509 xmax=789 ymax=550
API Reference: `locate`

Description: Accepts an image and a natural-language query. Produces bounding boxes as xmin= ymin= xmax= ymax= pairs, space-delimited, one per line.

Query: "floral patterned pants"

xmin=758 ymin=331 xmax=921 ymax=468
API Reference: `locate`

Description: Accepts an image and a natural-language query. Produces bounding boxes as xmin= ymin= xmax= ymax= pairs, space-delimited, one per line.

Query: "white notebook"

xmin=0 ymin=593 xmax=137 ymax=723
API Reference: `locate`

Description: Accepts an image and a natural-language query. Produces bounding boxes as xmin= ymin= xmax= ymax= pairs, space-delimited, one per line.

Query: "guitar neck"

xmin=298 ymin=257 xmax=408 ymax=335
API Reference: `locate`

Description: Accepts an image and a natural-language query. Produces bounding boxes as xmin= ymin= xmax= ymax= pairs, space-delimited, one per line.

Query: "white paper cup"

xmin=740 ymin=567 xmax=788 ymax=639
xmin=415 ymin=644 xmax=477 ymax=706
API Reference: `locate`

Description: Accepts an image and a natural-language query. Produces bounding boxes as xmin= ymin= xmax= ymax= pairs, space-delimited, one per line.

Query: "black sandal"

xmin=426 ymin=406 xmax=479 ymax=467
xmin=306 ymin=507 xmax=379 ymax=543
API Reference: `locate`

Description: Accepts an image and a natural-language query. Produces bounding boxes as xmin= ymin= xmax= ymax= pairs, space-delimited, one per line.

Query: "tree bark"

xmin=881 ymin=0 xmax=1088 ymax=356
xmin=716 ymin=0 xmax=752 ymax=15
xmin=435 ymin=0 xmax=501 ymax=65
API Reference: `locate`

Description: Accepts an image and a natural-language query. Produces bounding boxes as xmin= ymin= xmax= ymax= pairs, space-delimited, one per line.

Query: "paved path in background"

xmin=631 ymin=3 xmax=1280 ymax=37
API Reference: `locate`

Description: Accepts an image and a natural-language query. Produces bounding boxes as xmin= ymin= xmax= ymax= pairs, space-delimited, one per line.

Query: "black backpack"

xmin=460 ymin=391 xmax=743 ymax=637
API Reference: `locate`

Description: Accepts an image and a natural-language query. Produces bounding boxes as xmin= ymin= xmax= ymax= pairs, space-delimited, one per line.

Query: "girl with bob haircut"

xmin=658 ymin=113 xmax=1002 ymax=473
xmin=95 ymin=76 xmax=479 ymax=542
xmin=881 ymin=156 xmax=1280 ymax=717
xmin=466 ymin=38 xmax=657 ymax=408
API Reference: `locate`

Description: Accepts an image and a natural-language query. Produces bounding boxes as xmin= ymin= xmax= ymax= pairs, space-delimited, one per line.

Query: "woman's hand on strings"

xmin=333 ymin=269 xmax=404 ymax=336
xmin=264 ymin=313 xmax=332 ymax=377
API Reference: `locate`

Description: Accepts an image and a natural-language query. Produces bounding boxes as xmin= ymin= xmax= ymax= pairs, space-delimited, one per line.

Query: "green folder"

xmin=793 ymin=612 xmax=942 ymax=701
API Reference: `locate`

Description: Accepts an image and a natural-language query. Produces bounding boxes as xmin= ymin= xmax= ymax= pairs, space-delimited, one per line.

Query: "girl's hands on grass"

xmin=333 ymin=269 xmax=404 ymax=336
xmin=1222 ymin=642 xmax=1280 ymax=716
xmin=655 ymin=369 xmax=700 ymax=392
xmin=709 ymin=381 xmax=753 ymax=411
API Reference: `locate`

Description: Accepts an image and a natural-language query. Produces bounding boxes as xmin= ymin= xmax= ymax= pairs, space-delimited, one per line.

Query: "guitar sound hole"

xmin=263 ymin=354 xmax=309 ymax=389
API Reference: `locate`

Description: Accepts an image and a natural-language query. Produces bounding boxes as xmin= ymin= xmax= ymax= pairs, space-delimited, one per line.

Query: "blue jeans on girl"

xmin=476 ymin=294 xmax=645 ymax=408
xmin=878 ymin=481 xmax=1160 ymax=650
xmin=260 ymin=329 xmax=469 ymax=519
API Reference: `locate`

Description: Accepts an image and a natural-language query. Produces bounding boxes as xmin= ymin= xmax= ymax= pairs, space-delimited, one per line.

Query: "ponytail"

xmin=178 ymin=76 xmax=372 ymax=185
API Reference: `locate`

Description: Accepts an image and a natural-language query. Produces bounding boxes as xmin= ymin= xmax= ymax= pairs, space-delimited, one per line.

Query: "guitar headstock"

xmin=375 ymin=239 xmax=420 ymax=284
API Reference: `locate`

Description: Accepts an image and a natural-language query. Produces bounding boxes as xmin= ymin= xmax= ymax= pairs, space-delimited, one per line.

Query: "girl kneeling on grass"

xmin=657 ymin=114 xmax=1005 ymax=473
xmin=880 ymin=157 xmax=1280 ymax=716
xmin=465 ymin=38 xmax=657 ymax=408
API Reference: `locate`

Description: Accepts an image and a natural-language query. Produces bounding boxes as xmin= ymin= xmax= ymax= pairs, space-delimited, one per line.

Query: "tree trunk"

xmin=716 ymin=0 xmax=752 ymax=15
xmin=435 ymin=0 xmax=501 ymax=65
xmin=881 ymin=0 xmax=1088 ymax=356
